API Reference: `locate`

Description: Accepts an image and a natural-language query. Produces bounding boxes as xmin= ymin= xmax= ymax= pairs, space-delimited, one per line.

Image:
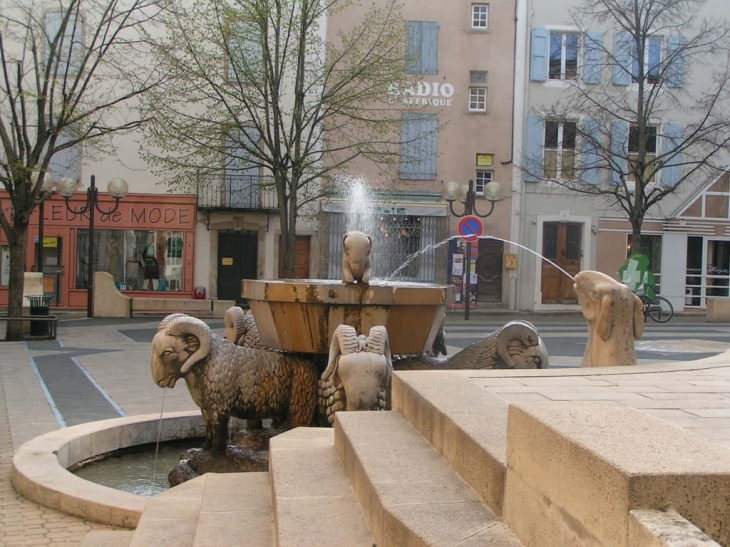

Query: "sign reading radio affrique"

xmin=387 ymin=82 xmax=455 ymax=107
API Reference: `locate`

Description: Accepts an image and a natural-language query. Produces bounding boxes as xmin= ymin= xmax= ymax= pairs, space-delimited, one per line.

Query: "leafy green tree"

xmin=142 ymin=0 xmax=412 ymax=276
xmin=0 ymin=0 xmax=162 ymax=339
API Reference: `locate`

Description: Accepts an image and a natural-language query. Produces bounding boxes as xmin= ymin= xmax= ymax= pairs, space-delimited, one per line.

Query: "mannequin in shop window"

xmin=141 ymin=246 xmax=160 ymax=290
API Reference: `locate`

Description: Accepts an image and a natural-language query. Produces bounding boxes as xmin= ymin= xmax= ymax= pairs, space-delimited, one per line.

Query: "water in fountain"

xmin=335 ymin=177 xmax=435 ymax=281
xmin=387 ymin=235 xmax=576 ymax=282
xmin=150 ymin=388 xmax=167 ymax=492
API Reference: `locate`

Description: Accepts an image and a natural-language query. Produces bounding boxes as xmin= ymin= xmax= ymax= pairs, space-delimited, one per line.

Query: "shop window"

xmin=75 ymin=229 xmax=185 ymax=292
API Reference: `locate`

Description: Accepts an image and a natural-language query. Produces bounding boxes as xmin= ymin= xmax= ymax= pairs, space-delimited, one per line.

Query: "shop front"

xmin=0 ymin=193 xmax=197 ymax=309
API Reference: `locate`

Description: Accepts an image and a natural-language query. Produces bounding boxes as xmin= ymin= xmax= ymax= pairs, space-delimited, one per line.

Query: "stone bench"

xmin=93 ymin=272 xmax=233 ymax=319
xmin=0 ymin=315 xmax=58 ymax=340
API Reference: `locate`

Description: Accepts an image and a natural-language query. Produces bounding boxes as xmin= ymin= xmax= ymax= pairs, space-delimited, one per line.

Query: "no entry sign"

xmin=457 ymin=215 xmax=484 ymax=242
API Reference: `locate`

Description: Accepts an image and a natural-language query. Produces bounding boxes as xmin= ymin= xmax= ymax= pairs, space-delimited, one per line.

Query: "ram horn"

xmin=157 ymin=313 xmax=189 ymax=332
xmin=224 ymin=306 xmax=248 ymax=343
xmin=165 ymin=315 xmax=213 ymax=375
xmin=366 ymin=326 xmax=392 ymax=364
xmin=495 ymin=320 xmax=539 ymax=369
xmin=322 ymin=324 xmax=360 ymax=381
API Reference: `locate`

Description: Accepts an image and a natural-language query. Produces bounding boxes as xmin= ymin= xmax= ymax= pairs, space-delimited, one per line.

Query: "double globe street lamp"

xmin=442 ymin=179 xmax=504 ymax=320
xmin=55 ymin=175 xmax=129 ymax=318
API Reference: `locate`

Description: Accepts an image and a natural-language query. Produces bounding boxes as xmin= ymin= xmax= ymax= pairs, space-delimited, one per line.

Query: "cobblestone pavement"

xmin=1 ymin=315 xmax=730 ymax=545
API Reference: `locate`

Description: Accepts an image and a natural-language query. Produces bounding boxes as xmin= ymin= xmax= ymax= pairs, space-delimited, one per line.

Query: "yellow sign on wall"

xmin=476 ymin=154 xmax=493 ymax=167
xmin=505 ymin=254 xmax=518 ymax=270
xmin=221 ymin=257 xmax=233 ymax=266
xmin=42 ymin=237 xmax=58 ymax=248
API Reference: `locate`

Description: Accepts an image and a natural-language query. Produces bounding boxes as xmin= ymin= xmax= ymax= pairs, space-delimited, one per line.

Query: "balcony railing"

xmin=197 ymin=174 xmax=278 ymax=211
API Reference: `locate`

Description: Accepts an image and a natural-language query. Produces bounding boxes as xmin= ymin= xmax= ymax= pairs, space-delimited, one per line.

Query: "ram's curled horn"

xmin=365 ymin=326 xmax=392 ymax=364
xmin=322 ymin=324 xmax=360 ymax=381
xmin=164 ymin=315 xmax=213 ymax=375
xmin=495 ymin=320 xmax=540 ymax=369
xmin=158 ymin=313 xmax=189 ymax=332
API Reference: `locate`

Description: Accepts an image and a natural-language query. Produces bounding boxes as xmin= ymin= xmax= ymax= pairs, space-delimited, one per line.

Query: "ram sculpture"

xmin=223 ymin=305 xmax=266 ymax=349
xmin=318 ymin=324 xmax=392 ymax=424
xmin=151 ymin=314 xmax=318 ymax=453
xmin=393 ymin=320 xmax=548 ymax=370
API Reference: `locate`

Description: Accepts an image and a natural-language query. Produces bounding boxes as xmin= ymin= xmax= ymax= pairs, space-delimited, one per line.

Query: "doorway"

xmin=476 ymin=238 xmax=503 ymax=302
xmin=217 ymin=231 xmax=257 ymax=304
xmin=278 ymin=236 xmax=311 ymax=279
xmin=541 ymin=222 xmax=582 ymax=303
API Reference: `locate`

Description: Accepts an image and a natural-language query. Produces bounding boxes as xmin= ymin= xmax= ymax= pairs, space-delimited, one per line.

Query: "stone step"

xmin=392 ymin=371 xmax=510 ymax=516
xmin=127 ymin=472 xmax=272 ymax=547
xmin=504 ymin=401 xmax=730 ymax=547
xmin=334 ymin=410 xmax=524 ymax=547
xmin=269 ymin=427 xmax=373 ymax=547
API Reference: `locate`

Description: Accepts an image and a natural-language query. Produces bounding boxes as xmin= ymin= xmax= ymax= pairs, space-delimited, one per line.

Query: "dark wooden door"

xmin=476 ymin=238 xmax=503 ymax=302
xmin=279 ymin=236 xmax=310 ymax=279
xmin=541 ymin=222 xmax=582 ymax=303
xmin=218 ymin=231 xmax=257 ymax=304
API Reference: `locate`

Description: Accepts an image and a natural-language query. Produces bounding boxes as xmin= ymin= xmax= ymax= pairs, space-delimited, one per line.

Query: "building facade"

xmin=512 ymin=0 xmax=730 ymax=311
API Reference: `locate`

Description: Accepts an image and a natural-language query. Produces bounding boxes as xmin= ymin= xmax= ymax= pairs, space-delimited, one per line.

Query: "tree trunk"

xmin=6 ymin=221 xmax=29 ymax=341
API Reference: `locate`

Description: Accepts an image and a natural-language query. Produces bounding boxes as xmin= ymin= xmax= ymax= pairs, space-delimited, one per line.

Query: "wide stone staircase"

xmin=80 ymin=370 xmax=729 ymax=547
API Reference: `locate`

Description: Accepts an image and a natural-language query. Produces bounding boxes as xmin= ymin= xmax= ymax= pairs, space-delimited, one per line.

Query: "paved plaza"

xmin=1 ymin=314 xmax=730 ymax=545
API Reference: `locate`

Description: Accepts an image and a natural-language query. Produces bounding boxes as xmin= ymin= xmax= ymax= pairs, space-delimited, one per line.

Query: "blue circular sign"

xmin=457 ymin=215 xmax=484 ymax=242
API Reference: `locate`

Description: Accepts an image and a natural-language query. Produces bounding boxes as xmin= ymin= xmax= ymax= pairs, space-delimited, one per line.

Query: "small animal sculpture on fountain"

xmin=573 ymin=270 xmax=643 ymax=367
xmin=342 ymin=230 xmax=372 ymax=284
xmin=318 ymin=324 xmax=392 ymax=424
xmin=393 ymin=320 xmax=548 ymax=370
xmin=223 ymin=306 xmax=266 ymax=349
xmin=150 ymin=314 xmax=318 ymax=453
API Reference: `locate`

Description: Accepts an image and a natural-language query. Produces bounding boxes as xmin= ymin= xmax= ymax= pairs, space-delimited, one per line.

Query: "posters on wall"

xmin=448 ymin=238 xmax=478 ymax=309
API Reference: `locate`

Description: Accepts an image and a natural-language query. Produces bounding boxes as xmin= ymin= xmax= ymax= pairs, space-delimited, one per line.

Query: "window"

xmin=475 ymin=171 xmax=493 ymax=195
xmin=75 ymin=229 xmax=184 ymax=292
xmin=628 ymin=125 xmax=657 ymax=182
xmin=468 ymin=87 xmax=487 ymax=112
xmin=544 ymin=121 xmax=576 ymax=179
xmin=44 ymin=10 xmax=85 ymax=77
xmin=400 ymin=113 xmax=438 ymax=180
xmin=227 ymin=20 xmax=264 ymax=82
xmin=471 ymin=4 xmax=489 ymax=29
xmin=406 ymin=21 xmax=439 ymax=75
xmin=633 ymin=37 xmax=662 ymax=84
xmin=549 ymin=33 xmax=578 ymax=80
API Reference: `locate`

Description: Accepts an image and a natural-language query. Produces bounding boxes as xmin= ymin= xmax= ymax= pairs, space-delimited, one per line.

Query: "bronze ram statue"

xmin=393 ymin=320 xmax=548 ymax=370
xmin=151 ymin=314 xmax=318 ymax=453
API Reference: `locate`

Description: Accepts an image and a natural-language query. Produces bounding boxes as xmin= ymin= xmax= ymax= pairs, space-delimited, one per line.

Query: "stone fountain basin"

xmin=243 ymin=279 xmax=454 ymax=355
xmin=12 ymin=411 xmax=204 ymax=528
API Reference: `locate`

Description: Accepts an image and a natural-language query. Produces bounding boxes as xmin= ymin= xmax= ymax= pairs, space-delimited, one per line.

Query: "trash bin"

xmin=27 ymin=295 xmax=52 ymax=336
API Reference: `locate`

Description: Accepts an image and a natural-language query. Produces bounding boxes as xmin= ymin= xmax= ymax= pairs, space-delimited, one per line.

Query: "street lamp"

xmin=442 ymin=179 xmax=503 ymax=320
xmin=59 ymin=175 xmax=128 ymax=317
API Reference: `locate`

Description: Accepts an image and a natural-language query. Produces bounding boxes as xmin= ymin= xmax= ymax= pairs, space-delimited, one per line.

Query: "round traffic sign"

xmin=457 ymin=215 xmax=484 ymax=242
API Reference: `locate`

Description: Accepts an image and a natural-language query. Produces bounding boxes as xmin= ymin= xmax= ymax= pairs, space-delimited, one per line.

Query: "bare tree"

xmin=522 ymin=0 xmax=730 ymax=255
xmin=0 ymin=0 xmax=162 ymax=339
xmin=142 ymin=0 xmax=414 ymax=276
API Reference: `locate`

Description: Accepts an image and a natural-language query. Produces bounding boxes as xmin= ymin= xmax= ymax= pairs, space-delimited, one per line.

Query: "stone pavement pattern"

xmin=2 ymin=316 xmax=730 ymax=545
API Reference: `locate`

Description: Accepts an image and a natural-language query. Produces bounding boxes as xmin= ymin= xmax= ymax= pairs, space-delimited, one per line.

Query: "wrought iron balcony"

xmin=197 ymin=174 xmax=278 ymax=211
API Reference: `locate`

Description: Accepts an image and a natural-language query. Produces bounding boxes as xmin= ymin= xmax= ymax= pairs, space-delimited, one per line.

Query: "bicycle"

xmin=638 ymin=293 xmax=674 ymax=323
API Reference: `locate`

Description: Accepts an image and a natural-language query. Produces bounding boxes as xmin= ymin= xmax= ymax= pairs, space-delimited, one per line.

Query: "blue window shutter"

xmin=579 ymin=118 xmax=601 ymax=185
xmin=524 ymin=115 xmax=545 ymax=182
xmin=661 ymin=124 xmax=683 ymax=187
xmin=583 ymin=31 xmax=602 ymax=84
xmin=405 ymin=21 xmax=423 ymax=74
xmin=530 ymin=28 xmax=549 ymax=82
xmin=666 ymin=35 xmax=685 ymax=88
xmin=48 ymin=134 xmax=80 ymax=180
xmin=400 ymin=113 xmax=438 ymax=180
xmin=612 ymin=32 xmax=632 ymax=86
xmin=610 ymin=120 xmax=628 ymax=184
xmin=421 ymin=22 xmax=439 ymax=75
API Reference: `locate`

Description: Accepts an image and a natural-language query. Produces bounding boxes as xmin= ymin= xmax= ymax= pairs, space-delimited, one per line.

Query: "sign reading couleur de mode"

xmin=388 ymin=81 xmax=455 ymax=107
